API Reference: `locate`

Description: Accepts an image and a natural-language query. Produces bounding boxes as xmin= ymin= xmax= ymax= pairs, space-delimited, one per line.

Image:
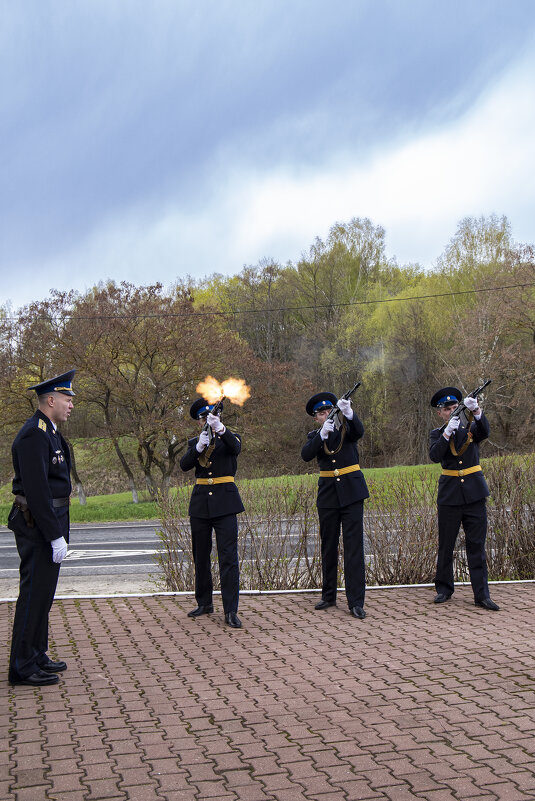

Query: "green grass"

xmin=0 ymin=462 xmax=444 ymax=524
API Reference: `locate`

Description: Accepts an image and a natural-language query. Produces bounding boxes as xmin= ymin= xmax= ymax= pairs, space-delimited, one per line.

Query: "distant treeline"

xmin=1 ymin=214 xmax=533 ymax=499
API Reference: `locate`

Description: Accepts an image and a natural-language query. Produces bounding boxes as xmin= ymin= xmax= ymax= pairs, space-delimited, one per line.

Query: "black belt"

xmin=15 ymin=495 xmax=70 ymax=508
xmin=52 ymin=497 xmax=70 ymax=508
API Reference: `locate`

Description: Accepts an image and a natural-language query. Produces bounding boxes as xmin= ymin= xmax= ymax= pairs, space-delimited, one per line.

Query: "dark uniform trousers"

xmin=8 ymin=506 xmax=69 ymax=680
xmin=301 ymin=414 xmax=369 ymax=609
xmin=318 ymin=501 xmax=366 ymax=608
xmin=180 ymin=427 xmax=244 ymax=615
xmin=191 ymin=514 xmax=239 ymax=613
xmin=430 ymin=413 xmax=491 ymax=602
xmin=436 ymin=500 xmax=488 ymax=600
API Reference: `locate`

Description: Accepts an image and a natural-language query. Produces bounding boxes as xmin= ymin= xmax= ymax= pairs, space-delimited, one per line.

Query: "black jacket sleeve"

xmin=17 ymin=429 xmax=66 ymax=542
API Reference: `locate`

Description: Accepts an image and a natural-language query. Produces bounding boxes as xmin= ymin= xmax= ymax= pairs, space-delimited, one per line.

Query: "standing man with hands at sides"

xmin=180 ymin=398 xmax=244 ymax=628
xmin=301 ymin=391 xmax=369 ymax=620
xmin=429 ymin=386 xmax=499 ymax=611
xmin=8 ymin=370 xmax=75 ymax=686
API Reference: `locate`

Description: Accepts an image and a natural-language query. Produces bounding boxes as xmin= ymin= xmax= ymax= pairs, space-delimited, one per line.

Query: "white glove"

xmin=51 ymin=536 xmax=68 ymax=564
xmin=207 ymin=412 xmax=225 ymax=433
xmin=464 ymin=396 xmax=479 ymax=413
xmin=337 ymin=398 xmax=353 ymax=419
xmin=196 ymin=430 xmax=211 ymax=452
xmin=319 ymin=419 xmax=335 ymax=440
xmin=443 ymin=416 xmax=460 ymax=438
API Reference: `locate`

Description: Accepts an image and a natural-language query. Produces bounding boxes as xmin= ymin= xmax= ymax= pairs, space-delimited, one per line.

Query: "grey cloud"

xmin=1 ymin=0 xmax=535 ymax=277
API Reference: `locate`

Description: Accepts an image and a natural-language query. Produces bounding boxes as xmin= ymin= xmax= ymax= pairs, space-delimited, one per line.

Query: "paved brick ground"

xmin=2 ymin=584 xmax=535 ymax=801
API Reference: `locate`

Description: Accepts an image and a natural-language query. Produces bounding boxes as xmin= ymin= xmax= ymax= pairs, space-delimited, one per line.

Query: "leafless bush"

xmin=480 ymin=455 xmax=535 ymax=580
xmin=154 ymin=494 xmax=194 ymax=591
xmin=155 ymin=478 xmax=321 ymax=592
xmin=155 ymin=457 xmax=535 ymax=591
xmin=414 ymin=455 xmax=535 ymax=583
xmin=238 ymin=480 xmax=322 ymax=590
xmin=364 ymin=470 xmax=438 ymax=585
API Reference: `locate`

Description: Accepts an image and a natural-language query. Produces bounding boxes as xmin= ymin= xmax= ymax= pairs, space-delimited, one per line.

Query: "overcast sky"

xmin=2 ymin=1 xmax=535 ymax=309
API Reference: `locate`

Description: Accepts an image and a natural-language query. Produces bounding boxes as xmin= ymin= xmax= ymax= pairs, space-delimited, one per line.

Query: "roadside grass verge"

xmin=1 ymin=462 xmax=442 ymax=524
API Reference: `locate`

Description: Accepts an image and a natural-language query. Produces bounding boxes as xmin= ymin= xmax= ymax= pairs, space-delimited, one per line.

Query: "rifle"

xmin=438 ymin=379 xmax=491 ymax=433
xmin=323 ymin=381 xmax=361 ymax=455
xmin=326 ymin=382 xmax=361 ymax=423
xmin=198 ymin=396 xmax=225 ymax=467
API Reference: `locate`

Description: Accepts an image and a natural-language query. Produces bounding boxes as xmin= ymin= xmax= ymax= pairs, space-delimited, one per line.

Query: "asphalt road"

xmin=0 ymin=521 xmax=167 ymax=598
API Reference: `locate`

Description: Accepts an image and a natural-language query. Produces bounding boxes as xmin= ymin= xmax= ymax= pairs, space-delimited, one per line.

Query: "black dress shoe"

xmin=187 ymin=605 xmax=214 ymax=617
xmin=10 ymin=669 xmax=60 ymax=686
xmin=225 ymin=612 xmax=242 ymax=628
xmin=39 ymin=659 xmax=67 ymax=673
xmin=315 ymin=599 xmax=336 ymax=610
xmin=349 ymin=606 xmax=366 ymax=619
xmin=475 ymin=597 xmax=500 ymax=611
xmin=433 ymin=593 xmax=452 ymax=604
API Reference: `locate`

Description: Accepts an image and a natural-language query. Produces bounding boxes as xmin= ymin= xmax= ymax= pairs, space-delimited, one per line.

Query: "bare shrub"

xmin=238 ymin=479 xmax=322 ymax=591
xmin=155 ymin=478 xmax=321 ymax=593
xmin=154 ymin=492 xmax=194 ymax=591
xmin=418 ymin=455 xmax=535 ymax=584
xmin=364 ymin=471 xmax=438 ymax=585
xmin=155 ymin=457 xmax=535 ymax=591
xmin=480 ymin=455 xmax=534 ymax=580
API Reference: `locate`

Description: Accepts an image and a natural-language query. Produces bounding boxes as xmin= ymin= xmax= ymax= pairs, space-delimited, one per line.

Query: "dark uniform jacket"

xmin=180 ymin=427 xmax=245 ymax=519
xmin=301 ymin=415 xmax=369 ymax=508
xmin=429 ymin=413 xmax=490 ymax=506
xmin=11 ymin=409 xmax=72 ymax=542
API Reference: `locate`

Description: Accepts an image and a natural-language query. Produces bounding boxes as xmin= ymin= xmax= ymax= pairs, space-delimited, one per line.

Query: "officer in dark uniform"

xmin=8 ymin=370 xmax=75 ymax=686
xmin=429 ymin=386 xmax=499 ymax=610
xmin=180 ymin=398 xmax=244 ymax=628
xmin=301 ymin=392 xmax=369 ymax=619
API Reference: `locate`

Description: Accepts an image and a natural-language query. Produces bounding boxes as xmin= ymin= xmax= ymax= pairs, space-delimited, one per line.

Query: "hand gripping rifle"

xmin=438 ymin=379 xmax=491 ymax=433
xmin=198 ymin=397 xmax=225 ymax=467
xmin=323 ymin=381 xmax=361 ymax=455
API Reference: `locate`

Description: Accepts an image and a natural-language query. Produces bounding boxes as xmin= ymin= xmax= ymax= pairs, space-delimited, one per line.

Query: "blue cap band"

xmin=312 ymin=400 xmax=334 ymax=412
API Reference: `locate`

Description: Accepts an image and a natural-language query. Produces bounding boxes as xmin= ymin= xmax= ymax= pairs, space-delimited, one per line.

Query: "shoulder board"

xmin=38 ymin=419 xmax=48 ymax=432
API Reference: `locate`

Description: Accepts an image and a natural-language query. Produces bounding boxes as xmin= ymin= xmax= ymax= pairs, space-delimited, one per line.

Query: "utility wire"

xmin=3 ymin=281 xmax=535 ymax=321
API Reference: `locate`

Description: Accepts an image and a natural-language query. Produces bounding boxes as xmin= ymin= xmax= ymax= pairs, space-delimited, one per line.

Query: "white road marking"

xmin=64 ymin=549 xmax=159 ymax=560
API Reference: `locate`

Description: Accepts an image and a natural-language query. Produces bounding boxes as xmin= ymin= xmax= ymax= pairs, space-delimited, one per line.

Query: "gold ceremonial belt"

xmin=319 ymin=464 xmax=360 ymax=478
xmin=442 ymin=466 xmax=482 ymax=478
xmin=196 ymin=476 xmax=235 ymax=485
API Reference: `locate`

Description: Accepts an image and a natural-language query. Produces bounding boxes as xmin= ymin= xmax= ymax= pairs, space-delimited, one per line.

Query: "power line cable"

xmin=3 ymin=281 xmax=535 ymax=322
